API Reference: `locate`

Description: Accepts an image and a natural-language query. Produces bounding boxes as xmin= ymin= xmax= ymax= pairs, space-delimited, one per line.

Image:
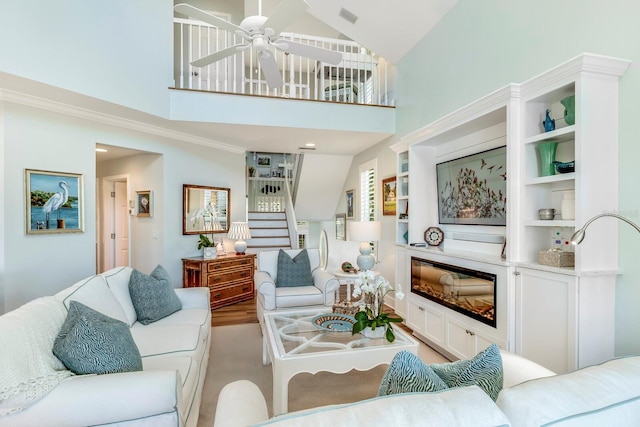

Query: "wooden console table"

xmin=182 ymin=253 xmax=256 ymax=310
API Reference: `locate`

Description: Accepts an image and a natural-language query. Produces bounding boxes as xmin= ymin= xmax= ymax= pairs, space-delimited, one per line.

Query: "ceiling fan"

xmin=174 ymin=0 xmax=343 ymax=88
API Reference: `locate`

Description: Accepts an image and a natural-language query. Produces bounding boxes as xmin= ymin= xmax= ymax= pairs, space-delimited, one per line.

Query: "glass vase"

xmin=561 ymin=95 xmax=575 ymax=126
xmin=362 ymin=326 xmax=386 ymax=339
xmin=537 ymin=142 xmax=558 ymax=177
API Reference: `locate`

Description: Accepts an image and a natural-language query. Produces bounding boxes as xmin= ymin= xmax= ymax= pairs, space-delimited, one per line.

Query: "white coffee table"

xmin=263 ymin=308 xmax=419 ymax=415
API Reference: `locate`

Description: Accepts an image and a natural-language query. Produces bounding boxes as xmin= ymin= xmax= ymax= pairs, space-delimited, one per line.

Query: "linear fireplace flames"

xmin=411 ymin=257 xmax=496 ymax=327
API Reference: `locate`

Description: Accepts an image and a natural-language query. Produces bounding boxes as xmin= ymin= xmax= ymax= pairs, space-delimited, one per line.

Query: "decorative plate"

xmin=311 ymin=313 xmax=356 ymax=332
xmin=424 ymin=227 xmax=444 ymax=246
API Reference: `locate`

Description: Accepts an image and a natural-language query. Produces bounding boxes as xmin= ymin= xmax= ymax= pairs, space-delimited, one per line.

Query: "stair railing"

xmin=283 ymin=178 xmax=299 ymax=250
xmin=248 ymin=177 xmax=285 ymax=212
xmin=173 ymin=17 xmax=394 ymax=106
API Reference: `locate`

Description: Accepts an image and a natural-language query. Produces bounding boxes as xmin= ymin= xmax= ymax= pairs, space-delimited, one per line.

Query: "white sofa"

xmin=0 ymin=266 xmax=211 ymax=427
xmin=213 ymin=351 xmax=640 ymax=427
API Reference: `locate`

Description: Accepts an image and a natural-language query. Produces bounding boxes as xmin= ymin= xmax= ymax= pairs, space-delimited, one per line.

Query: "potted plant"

xmin=351 ymin=271 xmax=404 ymax=342
xmin=197 ymin=234 xmax=217 ymax=259
xmin=248 ymin=166 xmax=256 ymax=177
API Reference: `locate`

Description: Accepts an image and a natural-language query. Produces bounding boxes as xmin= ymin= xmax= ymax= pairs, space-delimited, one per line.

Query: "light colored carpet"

xmin=197 ymin=323 xmax=449 ymax=426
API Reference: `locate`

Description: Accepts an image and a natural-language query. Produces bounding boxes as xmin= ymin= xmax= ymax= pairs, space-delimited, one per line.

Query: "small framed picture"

xmin=382 ymin=176 xmax=397 ymax=216
xmin=346 ymin=189 xmax=354 ymax=219
xmin=257 ymin=155 xmax=271 ymax=167
xmin=25 ymin=169 xmax=84 ymax=234
xmin=136 ymin=190 xmax=152 ymax=217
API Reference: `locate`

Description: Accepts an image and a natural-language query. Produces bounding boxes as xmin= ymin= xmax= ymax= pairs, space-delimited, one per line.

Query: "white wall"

xmin=0 ymin=0 xmax=173 ymax=118
xmin=1 ymin=101 xmax=245 ymax=313
xmin=2 ymin=103 xmax=98 ymax=310
xmin=330 ymin=136 xmax=398 ymax=284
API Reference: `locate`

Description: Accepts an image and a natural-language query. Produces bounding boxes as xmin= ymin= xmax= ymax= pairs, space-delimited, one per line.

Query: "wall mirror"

xmin=183 ymin=184 xmax=230 ymax=235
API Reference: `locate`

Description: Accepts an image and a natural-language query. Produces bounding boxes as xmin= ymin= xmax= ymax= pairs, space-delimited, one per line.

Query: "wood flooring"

xmin=211 ymin=296 xmax=259 ymax=327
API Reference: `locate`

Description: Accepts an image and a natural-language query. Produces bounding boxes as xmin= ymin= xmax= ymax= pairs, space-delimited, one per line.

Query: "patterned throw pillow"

xmin=276 ymin=249 xmax=314 ymax=288
xmin=378 ymin=351 xmax=448 ymax=396
xmin=377 ymin=344 xmax=504 ymax=401
xmin=431 ymin=343 xmax=504 ymax=401
xmin=128 ymin=265 xmax=182 ymax=325
xmin=53 ymin=301 xmax=142 ymax=375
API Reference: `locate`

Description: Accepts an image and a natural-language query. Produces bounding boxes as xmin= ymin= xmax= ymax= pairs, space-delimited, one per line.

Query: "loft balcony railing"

xmin=173 ymin=17 xmax=394 ymax=106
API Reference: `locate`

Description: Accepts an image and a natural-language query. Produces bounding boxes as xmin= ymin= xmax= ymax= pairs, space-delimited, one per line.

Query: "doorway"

xmin=98 ymin=175 xmax=131 ymax=273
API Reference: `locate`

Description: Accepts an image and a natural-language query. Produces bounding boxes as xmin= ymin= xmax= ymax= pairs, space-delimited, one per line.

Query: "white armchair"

xmin=255 ymin=249 xmax=340 ymax=325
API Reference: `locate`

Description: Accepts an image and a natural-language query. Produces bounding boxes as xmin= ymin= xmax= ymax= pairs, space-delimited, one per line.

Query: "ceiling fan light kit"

xmin=174 ymin=0 xmax=343 ymax=89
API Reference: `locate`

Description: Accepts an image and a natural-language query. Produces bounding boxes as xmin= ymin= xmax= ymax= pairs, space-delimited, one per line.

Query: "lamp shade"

xmin=228 ymin=222 xmax=251 ymax=255
xmin=348 ymin=221 xmax=381 ymax=242
xmin=228 ymin=222 xmax=251 ymax=240
xmin=348 ymin=221 xmax=381 ymax=271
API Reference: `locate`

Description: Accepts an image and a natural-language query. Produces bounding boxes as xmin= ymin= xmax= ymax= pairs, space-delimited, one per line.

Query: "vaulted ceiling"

xmin=239 ymin=0 xmax=458 ymax=64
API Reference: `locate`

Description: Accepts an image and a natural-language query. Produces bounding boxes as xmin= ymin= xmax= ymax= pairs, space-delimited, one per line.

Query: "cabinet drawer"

xmin=207 ymin=257 xmax=253 ymax=272
xmin=210 ymin=282 xmax=253 ymax=306
xmin=207 ymin=267 xmax=252 ymax=286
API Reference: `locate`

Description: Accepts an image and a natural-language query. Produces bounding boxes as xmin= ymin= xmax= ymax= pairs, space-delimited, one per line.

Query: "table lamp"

xmin=349 ymin=221 xmax=381 ymax=271
xmin=228 ymin=222 xmax=251 ymax=255
xmin=571 ymin=213 xmax=640 ymax=245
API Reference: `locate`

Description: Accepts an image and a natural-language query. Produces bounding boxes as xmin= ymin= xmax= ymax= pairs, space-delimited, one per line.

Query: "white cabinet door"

xmin=407 ymin=298 xmax=426 ymax=335
xmin=446 ymin=316 xmax=477 ymax=360
xmin=446 ymin=315 xmax=506 ymax=360
xmin=515 ymin=267 xmax=576 ymax=373
xmin=424 ymin=305 xmax=445 ymax=347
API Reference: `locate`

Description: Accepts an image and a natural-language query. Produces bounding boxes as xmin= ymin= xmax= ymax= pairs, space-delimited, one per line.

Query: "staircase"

xmin=246 ymin=211 xmax=292 ymax=254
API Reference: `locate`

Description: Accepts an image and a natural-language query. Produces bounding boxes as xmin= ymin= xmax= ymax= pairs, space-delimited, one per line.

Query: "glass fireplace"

xmin=411 ymin=256 xmax=496 ymax=327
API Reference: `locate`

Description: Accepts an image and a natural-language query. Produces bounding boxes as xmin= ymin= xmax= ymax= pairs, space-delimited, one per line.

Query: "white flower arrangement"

xmin=352 ymin=270 xmax=405 ymax=342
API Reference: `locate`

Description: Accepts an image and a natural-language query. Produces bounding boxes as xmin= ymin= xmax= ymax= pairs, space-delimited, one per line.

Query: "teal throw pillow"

xmin=129 ymin=265 xmax=182 ymax=325
xmin=276 ymin=249 xmax=314 ymax=288
xmin=378 ymin=350 xmax=448 ymax=396
xmin=53 ymin=301 xmax=142 ymax=375
xmin=377 ymin=344 xmax=504 ymax=401
xmin=430 ymin=343 xmax=503 ymax=401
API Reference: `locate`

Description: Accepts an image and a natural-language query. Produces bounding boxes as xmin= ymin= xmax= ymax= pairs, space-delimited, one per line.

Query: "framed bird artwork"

xmin=25 ymin=169 xmax=84 ymax=234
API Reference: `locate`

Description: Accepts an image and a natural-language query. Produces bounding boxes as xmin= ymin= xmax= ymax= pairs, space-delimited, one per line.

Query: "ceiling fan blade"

xmin=174 ymin=3 xmax=244 ymax=34
xmin=191 ymin=44 xmax=245 ymax=67
xmin=258 ymin=51 xmax=284 ymax=88
xmin=263 ymin=0 xmax=308 ymax=36
xmin=278 ymin=40 xmax=343 ymax=65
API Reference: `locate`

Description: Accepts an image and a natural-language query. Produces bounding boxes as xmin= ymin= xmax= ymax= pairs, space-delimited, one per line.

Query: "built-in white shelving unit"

xmin=391 ymin=53 xmax=630 ymax=373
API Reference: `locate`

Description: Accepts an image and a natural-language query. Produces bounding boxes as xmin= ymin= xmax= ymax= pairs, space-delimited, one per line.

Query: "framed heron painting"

xmin=25 ymin=169 xmax=84 ymax=234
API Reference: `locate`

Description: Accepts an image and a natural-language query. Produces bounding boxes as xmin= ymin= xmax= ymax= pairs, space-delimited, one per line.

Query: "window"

xmin=358 ymin=159 xmax=378 ymax=255
xmin=359 ymin=159 xmax=377 ymax=221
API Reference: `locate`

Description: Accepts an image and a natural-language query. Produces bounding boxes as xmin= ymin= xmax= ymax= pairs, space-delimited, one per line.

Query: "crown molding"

xmin=0 ymin=89 xmax=247 ymax=154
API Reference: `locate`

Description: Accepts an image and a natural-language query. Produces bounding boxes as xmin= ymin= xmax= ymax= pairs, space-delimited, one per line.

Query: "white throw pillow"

xmin=102 ymin=266 xmax=136 ymax=326
xmin=56 ymin=274 xmax=128 ymax=324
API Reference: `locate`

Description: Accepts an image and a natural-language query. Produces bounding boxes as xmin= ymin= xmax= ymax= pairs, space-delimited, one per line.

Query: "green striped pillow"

xmin=378 ymin=344 xmax=503 ymax=401
xmin=431 ymin=344 xmax=503 ymax=401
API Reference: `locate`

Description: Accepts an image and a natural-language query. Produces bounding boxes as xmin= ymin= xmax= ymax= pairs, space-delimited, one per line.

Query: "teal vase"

xmin=561 ymin=95 xmax=575 ymax=126
xmin=537 ymin=142 xmax=558 ymax=176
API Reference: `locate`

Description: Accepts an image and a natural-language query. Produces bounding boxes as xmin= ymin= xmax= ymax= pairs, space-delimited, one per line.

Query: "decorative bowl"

xmin=553 ymin=160 xmax=575 ymax=174
xmin=311 ymin=313 xmax=356 ymax=332
xmin=538 ymin=208 xmax=556 ymax=220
